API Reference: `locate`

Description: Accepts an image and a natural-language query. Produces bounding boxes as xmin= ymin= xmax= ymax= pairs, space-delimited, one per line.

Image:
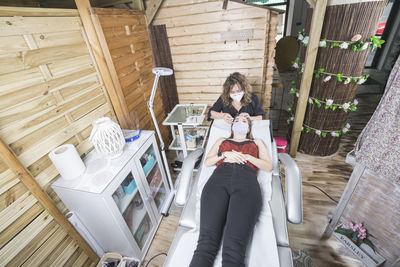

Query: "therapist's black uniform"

xmin=207 ymin=93 xmax=266 ymax=121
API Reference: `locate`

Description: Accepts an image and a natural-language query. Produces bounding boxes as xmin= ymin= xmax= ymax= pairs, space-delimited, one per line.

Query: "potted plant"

xmin=333 ymin=221 xmax=385 ymax=266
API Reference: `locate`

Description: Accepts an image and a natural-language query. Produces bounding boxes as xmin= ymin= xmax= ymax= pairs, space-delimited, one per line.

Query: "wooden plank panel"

xmin=155 ymin=6 xmax=267 ymax=27
xmin=69 ymin=95 xmax=107 ymax=121
xmin=5 ymin=221 xmax=59 ymax=267
xmin=20 ymin=226 xmax=67 ymax=267
xmin=97 ymin=15 xmax=143 ymax=28
xmin=0 ymin=169 xmax=18 ymax=195
xmin=0 ymin=203 xmax=42 ymax=248
xmin=105 ymin=31 xmax=150 ymax=51
xmin=172 ymin=50 xmax=264 ymax=63
xmin=0 ymin=35 xmax=28 ymax=53
xmin=0 ymin=17 xmax=81 ymax=37
xmin=63 ymin=248 xmax=84 ymax=267
xmin=174 ymin=59 xmax=264 ymax=71
xmin=0 ymin=182 xmax=27 ymax=212
xmin=0 ymin=192 xmax=37 ymax=233
xmin=0 ymin=87 xmax=103 ymax=144
xmin=72 ymin=251 xmax=89 ymax=266
xmin=176 ymin=77 xmax=262 ymax=87
xmin=0 ymin=210 xmax=52 ymax=265
xmin=50 ymin=238 xmax=79 ymax=267
xmin=102 ymin=24 xmax=148 ymax=39
xmin=32 ymin=30 xmax=84 ymax=48
xmin=165 ymin=17 xmax=266 ymax=37
xmin=168 ymin=29 xmax=265 ymax=46
xmin=17 ymin=102 xmax=109 ymax=167
xmin=47 ymin=54 xmax=94 ymax=78
xmin=169 ymin=39 xmax=265 ymax=54
xmin=0 ymin=67 xmax=43 ymax=96
xmin=9 ymin=117 xmax=69 ymax=157
xmin=23 ymin=43 xmax=88 ymax=68
xmin=0 ymin=67 xmax=95 ymax=112
xmin=174 ymin=68 xmax=262 ymax=79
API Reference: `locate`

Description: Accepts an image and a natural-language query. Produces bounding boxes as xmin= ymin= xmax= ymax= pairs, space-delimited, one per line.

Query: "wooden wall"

xmin=148 ymin=0 xmax=279 ymax=116
xmin=0 ymin=7 xmax=114 ymax=266
xmin=89 ymin=7 xmax=170 ymax=142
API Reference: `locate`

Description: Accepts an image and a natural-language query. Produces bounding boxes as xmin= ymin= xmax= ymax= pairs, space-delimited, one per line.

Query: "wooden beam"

xmin=0 ymin=6 xmax=78 ymax=16
xmin=222 ymin=0 xmax=229 ymax=10
xmin=228 ymin=0 xmax=285 ymax=14
xmin=0 ymin=137 xmax=99 ymax=262
xmin=75 ymin=0 xmax=130 ymax=129
xmin=146 ymin=0 xmax=164 ymax=25
xmin=322 ymin=164 xmax=365 ymax=237
xmin=306 ymin=0 xmax=315 ymax=8
xmin=289 ymin=0 xmax=327 ymax=157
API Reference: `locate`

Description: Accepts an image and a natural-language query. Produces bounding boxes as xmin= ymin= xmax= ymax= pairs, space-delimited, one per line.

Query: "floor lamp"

xmin=148 ymin=67 xmax=174 ymax=216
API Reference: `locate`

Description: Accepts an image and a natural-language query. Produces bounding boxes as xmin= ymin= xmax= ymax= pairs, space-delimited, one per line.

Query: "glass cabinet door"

xmin=139 ymin=143 xmax=168 ymax=213
xmin=111 ymin=171 xmax=154 ymax=250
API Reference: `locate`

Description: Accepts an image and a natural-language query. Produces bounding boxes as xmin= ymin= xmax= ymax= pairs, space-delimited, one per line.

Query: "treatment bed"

xmin=163 ymin=119 xmax=302 ymax=267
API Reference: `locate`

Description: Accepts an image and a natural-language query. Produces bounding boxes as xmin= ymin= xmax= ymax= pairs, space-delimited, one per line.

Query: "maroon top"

xmin=216 ymin=139 xmax=259 ymax=172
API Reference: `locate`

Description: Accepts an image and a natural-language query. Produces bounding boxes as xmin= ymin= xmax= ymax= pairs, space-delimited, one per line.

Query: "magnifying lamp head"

xmin=152 ymin=67 xmax=173 ymax=76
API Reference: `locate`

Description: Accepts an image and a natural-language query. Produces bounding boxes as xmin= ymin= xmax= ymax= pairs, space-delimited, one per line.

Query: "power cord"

xmin=144 ymin=252 xmax=167 ymax=267
xmin=302 ymin=181 xmax=339 ymax=203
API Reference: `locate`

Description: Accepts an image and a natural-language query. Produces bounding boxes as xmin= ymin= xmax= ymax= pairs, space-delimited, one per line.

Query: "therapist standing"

xmin=208 ymin=72 xmax=266 ymax=123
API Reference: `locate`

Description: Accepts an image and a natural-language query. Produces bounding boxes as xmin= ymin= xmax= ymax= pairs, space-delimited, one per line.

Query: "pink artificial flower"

xmin=344 ymin=78 xmax=351 ymax=84
xmin=342 ymin=103 xmax=350 ymax=110
xmin=354 ymin=222 xmax=363 ymax=231
xmin=323 ymin=76 xmax=332 ymax=82
xmin=344 ymin=221 xmax=354 ymax=230
xmin=351 ymin=34 xmax=362 ymax=42
xmin=357 ymin=78 xmax=367 ymax=84
xmin=293 ymin=62 xmax=299 ymax=69
xmin=358 ymin=231 xmax=367 ymax=240
xmin=342 ymin=128 xmax=349 ymax=133
xmin=308 ymin=98 xmax=313 ymax=104
xmin=301 ymin=67 xmax=304 ymax=72
xmin=326 ymin=99 xmax=334 ymax=106
xmin=331 ymin=131 xmax=336 ymax=137
xmin=345 ymin=123 xmax=351 ymax=129
xmin=296 ymin=93 xmax=300 ymax=97
xmin=315 ymin=130 xmax=321 ymax=136
xmin=353 ymin=99 xmax=359 ymax=105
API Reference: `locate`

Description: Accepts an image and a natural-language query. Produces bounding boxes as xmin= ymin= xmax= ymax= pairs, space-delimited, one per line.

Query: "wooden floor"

xmin=142 ymin=92 xmax=382 ymax=267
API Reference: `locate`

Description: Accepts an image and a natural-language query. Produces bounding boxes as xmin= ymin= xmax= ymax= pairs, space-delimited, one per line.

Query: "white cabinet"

xmin=52 ymin=131 xmax=170 ymax=261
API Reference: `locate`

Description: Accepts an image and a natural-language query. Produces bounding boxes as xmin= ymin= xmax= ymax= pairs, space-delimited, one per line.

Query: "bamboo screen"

xmin=149 ymin=0 xmax=279 ymax=115
xmin=0 ymin=8 xmax=114 ymax=266
xmin=90 ymin=8 xmax=170 ymax=142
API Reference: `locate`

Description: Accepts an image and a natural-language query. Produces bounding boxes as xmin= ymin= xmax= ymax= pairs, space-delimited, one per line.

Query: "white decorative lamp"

xmin=90 ymin=117 xmax=125 ymax=158
xmin=148 ymin=67 xmax=174 ymax=216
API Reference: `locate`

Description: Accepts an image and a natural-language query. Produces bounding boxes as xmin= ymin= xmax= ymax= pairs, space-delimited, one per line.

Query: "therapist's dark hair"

xmin=221 ymin=72 xmax=252 ymax=107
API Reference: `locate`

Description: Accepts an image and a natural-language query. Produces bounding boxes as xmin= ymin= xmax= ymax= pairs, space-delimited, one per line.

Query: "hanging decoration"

xmin=297 ymin=29 xmax=385 ymax=52
xmin=292 ymin=57 xmax=369 ymax=84
xmin=288 ymin=81 xmax=358 ymax=112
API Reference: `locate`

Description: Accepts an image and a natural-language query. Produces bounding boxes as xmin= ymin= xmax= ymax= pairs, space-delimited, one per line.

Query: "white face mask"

xmin=230 ymin=91 xmax=244 ymax=103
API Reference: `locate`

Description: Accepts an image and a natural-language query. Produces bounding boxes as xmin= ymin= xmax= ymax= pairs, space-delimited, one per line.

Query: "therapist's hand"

xmin=222 ymin=113 xmax=233 ymax=124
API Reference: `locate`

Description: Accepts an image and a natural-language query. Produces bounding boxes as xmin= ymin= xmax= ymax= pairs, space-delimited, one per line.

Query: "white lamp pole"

xmin=148 ymin=67 xmax=175 ymax=216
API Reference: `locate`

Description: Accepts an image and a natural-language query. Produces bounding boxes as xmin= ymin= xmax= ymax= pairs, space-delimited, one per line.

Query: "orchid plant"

xmin=298 ymin=29 xmax=385 ymax=52
xmin=334 ymin=222 xmax=375 ymax=250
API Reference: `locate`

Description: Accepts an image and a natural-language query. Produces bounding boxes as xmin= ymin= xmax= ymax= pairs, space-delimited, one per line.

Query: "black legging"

xmin=189 ymin=163 xmax=262 ymax=267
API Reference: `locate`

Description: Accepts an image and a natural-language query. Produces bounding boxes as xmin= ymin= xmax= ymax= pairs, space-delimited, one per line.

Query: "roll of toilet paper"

xmin=66 ymin=212 xmax=104 ymax=257
xmin=49 ymin=144 xmax=86 ymax=180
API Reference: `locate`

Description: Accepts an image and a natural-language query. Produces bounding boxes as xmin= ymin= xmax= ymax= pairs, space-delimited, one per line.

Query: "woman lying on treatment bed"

xmin=189 ymin=115 xmax=272 ymax=267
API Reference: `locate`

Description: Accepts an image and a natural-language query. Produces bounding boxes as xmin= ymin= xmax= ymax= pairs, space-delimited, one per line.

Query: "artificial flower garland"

xmin=285 ymin=112 xmax=351 ymax=138
xmin=292 ymin=57 xmax=369 ymax=84
xmin=298 ymin=29 xmax=385 ymax=52
xmin=288 ymin=83 xmax=358 ymax=112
